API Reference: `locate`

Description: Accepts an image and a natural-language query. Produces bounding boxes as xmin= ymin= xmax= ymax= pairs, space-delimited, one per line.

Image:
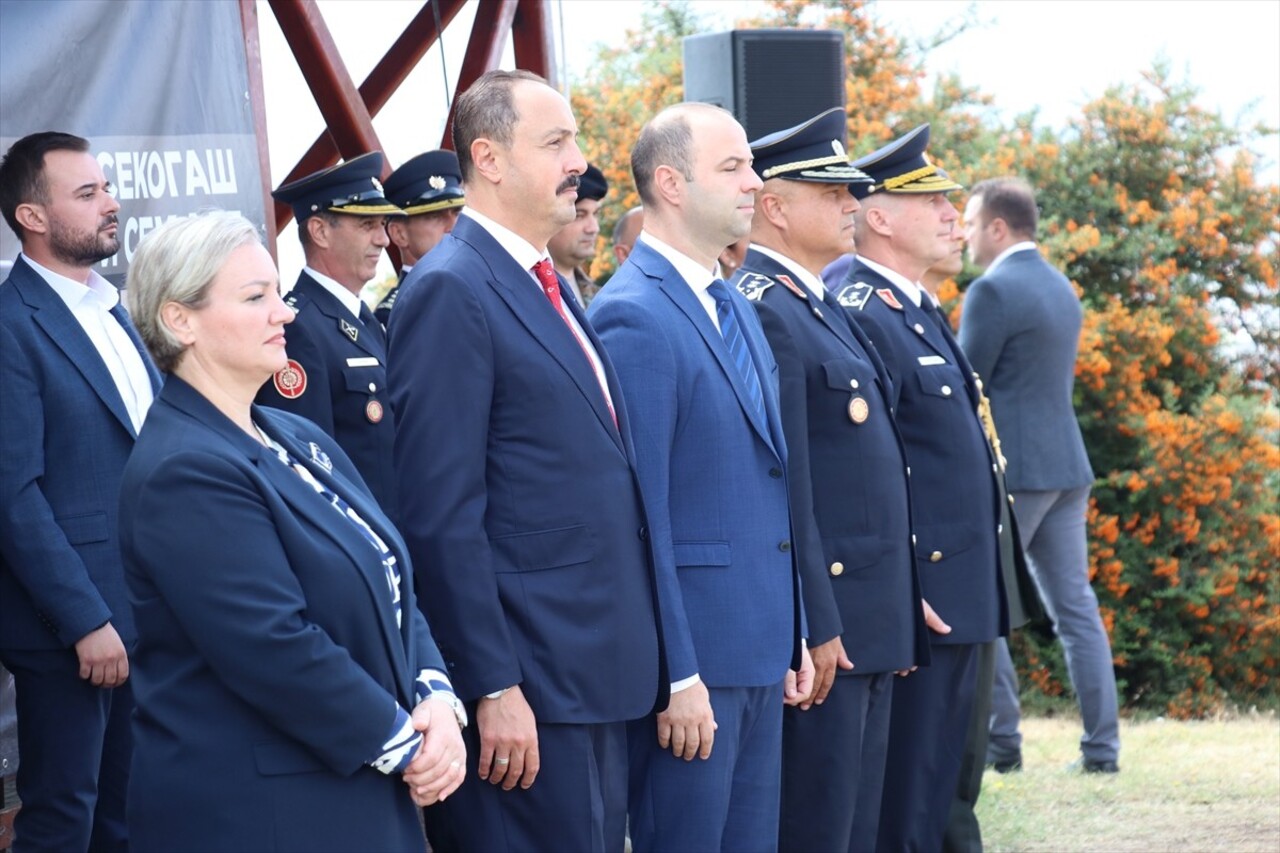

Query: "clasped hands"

xmin=402 ymin=694 xmax=468 ymax=806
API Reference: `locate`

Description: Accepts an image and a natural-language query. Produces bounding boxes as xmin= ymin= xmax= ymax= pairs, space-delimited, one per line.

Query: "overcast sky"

xmin=257 ymin=0 xmax=1280 ymax=280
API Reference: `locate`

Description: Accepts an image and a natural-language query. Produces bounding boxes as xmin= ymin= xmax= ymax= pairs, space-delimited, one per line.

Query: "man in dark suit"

xmin=959 ymin=177 xmax=1117 ymax=774
xmin=833 ymin=124 xmax=1009 ymax=852
xmin=547 ymin=163 xmax=607 ymax=307
xmin=256 ymin=152 xmax=403 ymax=516
xmin=588 ymin=101 xmax=812 ymax=853
xmin=375 ymin=148 xmax=466 ymax=326
xmin=0 ymin=131 xmax=161 ymax=852
xmin=731 ymin=108 xmax=931 ymax=852
xmin=386 ymin=69 xmax=663 ymax=852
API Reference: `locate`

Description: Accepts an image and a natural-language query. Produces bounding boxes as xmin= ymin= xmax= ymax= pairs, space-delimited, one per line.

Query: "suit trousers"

xmin=629 ymin=683 xmax=783 ymax=853
xmin=942 ymin=641 xmax=998 ymax=853
xmin=781 ymin=672 xmax=894 ymax=853
xmin=0 ymin=647 xmax=131 ymax=853
xmin=443 ymin=717 xmax=626 ymax=852
xmin=876 ymin=644 xmax=978 ymax=853
xmin=989 ymin=486 xmax=1120 ymax=762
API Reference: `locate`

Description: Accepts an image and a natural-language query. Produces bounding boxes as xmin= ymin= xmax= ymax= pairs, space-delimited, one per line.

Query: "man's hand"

xmin=784 ymin=643 xmax=816 ymax=707
xmin=800 ymin=636 xmax=854 ymax=710
xmin=657 ymin=680 xmax=716 ymax=760
xmin=403 ymin=696 xmax=467 ymax=806
xmin=922 ymin=598 xmax=951 ymax=635
xmin=74 ymin=622 xmax=128 ymax=687
xmin=475 ymin=685 xmax=539 ymax=790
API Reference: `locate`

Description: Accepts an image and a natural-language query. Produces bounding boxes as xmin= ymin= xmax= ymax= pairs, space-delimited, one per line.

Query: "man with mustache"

xmin=589 ymin=102 xmax=812 ymax=852
xmin=257 ymin=153 xmax=404 ymax=516
xmin=387 ymin=70 xmax=663 ymax=851
xmin=0 ymin=131 xmax=161 ymax=851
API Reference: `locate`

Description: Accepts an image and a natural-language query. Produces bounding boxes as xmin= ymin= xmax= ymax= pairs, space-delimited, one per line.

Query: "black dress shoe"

xmin=986 ymin=751 xmax=1022 ymax=773
xmin=1072 ymin=757 xmax=1120 ymax=774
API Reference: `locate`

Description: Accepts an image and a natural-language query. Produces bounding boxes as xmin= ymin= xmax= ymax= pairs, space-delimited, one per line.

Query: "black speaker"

xmin=683 ymin=29 xmax=846 ymax=143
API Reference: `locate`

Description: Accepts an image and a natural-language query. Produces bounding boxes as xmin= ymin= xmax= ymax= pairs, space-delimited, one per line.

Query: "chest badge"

xmin=848 ymin=395 xmax=870 ymax=424
xmin=272 ymin=359 xmax=307 ymax=398
xmin=366 ymin=399 xmax=384 ymax=424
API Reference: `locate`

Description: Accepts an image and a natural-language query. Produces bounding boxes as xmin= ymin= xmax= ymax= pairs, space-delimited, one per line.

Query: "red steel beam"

xmin=268 ymin=0 xmax=385 ymax=230
xmin=440 ymin=0 xmax=519 ymax=149
xmin=277 ymin=0 xmax=470 ymax=231
xmin=512 ymin=0 xmax=555 ymax=86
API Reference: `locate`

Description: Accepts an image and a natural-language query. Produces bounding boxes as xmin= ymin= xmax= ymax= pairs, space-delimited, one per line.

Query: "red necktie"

xmin=532 ymin=259 xmax=617 ymax=427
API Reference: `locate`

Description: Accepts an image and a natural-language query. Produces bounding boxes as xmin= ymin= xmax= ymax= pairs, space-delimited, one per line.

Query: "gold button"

xmin=930 ymin=551 xmax=943 ymax=562
xmin=1009 ymin=494 xmax=1016 ymax=505
xmin=830 ymin=562 xmax=845 ymax=576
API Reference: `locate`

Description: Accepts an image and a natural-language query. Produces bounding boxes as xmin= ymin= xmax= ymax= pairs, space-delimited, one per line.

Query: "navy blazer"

xmin=588 ymin=240 xmax=803 ymax=688
xmin=958 ymin=247 xmax=1095 ymax=492
xmin=256 ymin=272 xmax=398 ymax=518
xmin=0 ymin=256 xmax=160 ymax=650
xmin=735 ymin=250 xmax=927 ymax=674
xmin=386 ymin=214 xmax=663 ymax=722
xmin=837 ymin=261 xmax=1007 ymax=644
xmin=119 ymin=376 xmax=441 ymax=852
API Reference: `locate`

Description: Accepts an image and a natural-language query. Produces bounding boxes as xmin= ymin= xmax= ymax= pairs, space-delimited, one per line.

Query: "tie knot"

xmin=532 ymin=259 xmax=558 ymax=290
xmin=706 ymin=278 xmax=732 ymax=305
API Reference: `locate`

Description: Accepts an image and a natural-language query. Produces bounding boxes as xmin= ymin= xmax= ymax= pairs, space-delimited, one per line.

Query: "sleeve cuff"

xmin=368 ymin=703 xmax=421 ymax=775
xmin=670 ymin=673 xmax=701 ymax=694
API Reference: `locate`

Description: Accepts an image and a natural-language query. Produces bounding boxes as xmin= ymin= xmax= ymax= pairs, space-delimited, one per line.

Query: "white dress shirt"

xmin=28 ymin=254 xmax=153 ymax=433
xmin=637 ymin=231 xmax=723 ymax=332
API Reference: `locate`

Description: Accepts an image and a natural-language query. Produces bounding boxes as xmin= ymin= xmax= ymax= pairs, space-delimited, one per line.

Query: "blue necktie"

xmin=707 ymin=279 xmax=766 ymax=427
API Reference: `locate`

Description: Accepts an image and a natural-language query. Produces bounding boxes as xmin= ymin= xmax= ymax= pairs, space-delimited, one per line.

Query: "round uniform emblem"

xmin=273 ymin=360 xmax=307 ymax=398
xmin=848 ymin=395 xmax=869 ymax=424
xmin=366 ymin=399 xmax=384 ymax=424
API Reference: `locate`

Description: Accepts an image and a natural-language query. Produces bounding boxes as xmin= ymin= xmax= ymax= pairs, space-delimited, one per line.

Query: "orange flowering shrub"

xmin=570 ymin=1 xmax=1280 ymax=713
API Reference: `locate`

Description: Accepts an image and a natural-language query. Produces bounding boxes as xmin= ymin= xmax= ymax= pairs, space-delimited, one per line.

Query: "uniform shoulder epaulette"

xmin=376 ymin=286 xmax=399 ymax=313
xmin=835 ymin=281 xmax=874 ymax=311
xmin=735 ymin=272 xmax=775 ymax=302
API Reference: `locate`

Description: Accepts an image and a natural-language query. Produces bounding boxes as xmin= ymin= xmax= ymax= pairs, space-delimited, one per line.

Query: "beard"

xmin=48 ymin=214 xmax=119 ymax=267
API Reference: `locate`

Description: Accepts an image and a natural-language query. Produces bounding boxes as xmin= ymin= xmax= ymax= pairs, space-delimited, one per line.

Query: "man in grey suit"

xmin=959 ymin=177 xmax=1120 ymax=773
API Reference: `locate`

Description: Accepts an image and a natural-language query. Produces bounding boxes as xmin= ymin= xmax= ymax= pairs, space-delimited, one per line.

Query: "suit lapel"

xmin=255 ymin=413 xmax=413 ymax=701
xmin=14 ymin=260 xmax=139 ymax=437
xmin=454 ymin=218 xmax=624 ymax=454
xmin=637 ymin=244 xmax=774 ymax=449
xmin=296 ymin=275 xmax=386 ymax=362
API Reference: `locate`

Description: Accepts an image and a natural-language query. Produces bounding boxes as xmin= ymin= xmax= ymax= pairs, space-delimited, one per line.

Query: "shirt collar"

xmin=23 ymin=252 xmax=119 ymax=311
xmin=460 ymin=207 xmax=547 ymax=274
xmin=985 ymin=240 xmax=1038 ymax=277
xmin=638 ymin=231 xmax=719 ymax=293
xmin=303 ymin=266 xmax=364 ymax=319
xmin=749 ymin=243 xmax=827 ymax=298
xmin=857 ymin=254 xmax=925 ymax=307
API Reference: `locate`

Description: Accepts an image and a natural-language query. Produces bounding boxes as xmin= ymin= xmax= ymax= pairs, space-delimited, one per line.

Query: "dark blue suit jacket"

xmin=256 ymin=272 xmax=398 ymax=518
xmin=837 ymin=261 xmax=1007 ymax=645
xmin=735 ymin=250 xmax=927 ymax=674
xmin=588 ymin=240 xmax=802 ymax=688
xmin=0 ymin=256 xmax=160 ymax=650
xmin=386 ymin=214 xmax=663 ymax=721
xmin=958 ymin=247 xmax=1094 ymax=492
xmin=119 ymin=376 xmax=441 ymax=852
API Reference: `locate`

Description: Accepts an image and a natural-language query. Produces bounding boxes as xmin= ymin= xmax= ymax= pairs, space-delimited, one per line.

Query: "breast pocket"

xmin=341 ymin=363 xmax=386 ymax=397
xmin=914 ymin=363 xmax=966 ymax=402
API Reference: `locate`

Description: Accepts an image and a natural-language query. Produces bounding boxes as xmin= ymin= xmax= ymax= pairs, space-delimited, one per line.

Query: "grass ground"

xmin=977 ymin=713 xmax=1280 ymax=852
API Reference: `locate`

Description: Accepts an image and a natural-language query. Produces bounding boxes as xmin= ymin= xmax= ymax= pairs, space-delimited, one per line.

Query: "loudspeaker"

xmin=683 ymin=29 xmax=845 ymax=143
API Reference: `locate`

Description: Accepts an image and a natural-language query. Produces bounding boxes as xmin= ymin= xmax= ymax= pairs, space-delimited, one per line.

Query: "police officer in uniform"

xmin=732 ymin=108 xmax=931 ymax=852
xmin=547 ymin=163 xmax=608 ymax=307
xmin=375 ymin=149 xmax=466 ymax=326
xmin=833 ymin=125 xmax=1010 ymax=852
xmin=258 ymin=152 xmax=403 ymax=516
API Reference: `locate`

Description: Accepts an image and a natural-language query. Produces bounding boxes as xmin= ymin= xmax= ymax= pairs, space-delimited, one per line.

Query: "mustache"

xmin=556 ymin=174 xmax=581 ymax=194
xmin=100 ymin=214 xmax=119 ymax=228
